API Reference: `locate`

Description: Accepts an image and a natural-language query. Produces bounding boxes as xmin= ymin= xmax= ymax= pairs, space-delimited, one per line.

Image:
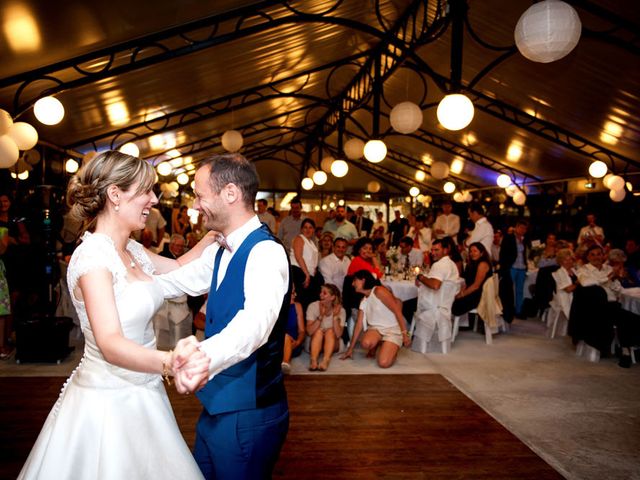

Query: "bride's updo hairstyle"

xmin=67 ymin=150 xmax=155 ymax=229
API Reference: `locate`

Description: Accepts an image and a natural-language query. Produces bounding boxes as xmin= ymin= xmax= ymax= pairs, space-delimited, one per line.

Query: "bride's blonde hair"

xmin=67 ymin=150 xmax=155 ymax=230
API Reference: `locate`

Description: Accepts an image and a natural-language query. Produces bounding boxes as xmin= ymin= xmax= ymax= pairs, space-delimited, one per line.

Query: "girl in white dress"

xmin=19 ymin=151 xmax=211 ymax=480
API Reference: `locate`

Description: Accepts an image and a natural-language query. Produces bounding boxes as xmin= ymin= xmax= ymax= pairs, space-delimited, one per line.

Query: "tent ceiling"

xmin=1 ymin=0 xmax=638 ymax=196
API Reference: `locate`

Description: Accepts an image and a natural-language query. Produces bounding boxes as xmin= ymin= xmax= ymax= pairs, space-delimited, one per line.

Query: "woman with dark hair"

xmin=441 ymin=236 xmax=462 ymax=274
xmin=340 ymin=270 xmax=410 ymax=368
xmin=290 ymin=217 xmax=320 ymax=308
xmin=347 ymin=237 xmax=383 ymax=279
xmin=172 ymin=205 xmax=191 ymax=236
xmin=372 ymin=237 xmax=389 ymax=269
xmin=452 ymin=242 xmax=493 ymax=316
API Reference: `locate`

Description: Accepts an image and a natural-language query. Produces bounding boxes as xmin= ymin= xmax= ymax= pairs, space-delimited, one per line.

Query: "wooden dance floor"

xmin=1 ymin=375 xmax=562 ymax=479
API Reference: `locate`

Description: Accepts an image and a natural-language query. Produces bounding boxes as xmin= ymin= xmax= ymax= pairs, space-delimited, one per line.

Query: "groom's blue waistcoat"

xmin=197 ymin=224 xmax=290 ymax=416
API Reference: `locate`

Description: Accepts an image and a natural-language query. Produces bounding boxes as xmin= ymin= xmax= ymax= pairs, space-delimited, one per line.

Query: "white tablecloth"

xmin=620 ymin=288 xmax=640 ymax=315
xmin=524 ymin=269 xmax=538 ymax=300
xmin=382 ymin=279 xmax=419 ymax=302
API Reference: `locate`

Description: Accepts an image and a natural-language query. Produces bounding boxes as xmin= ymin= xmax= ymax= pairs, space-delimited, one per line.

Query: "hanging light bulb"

xmin=156 ymin=162 xmax=172 ymax=176
xmin=588 ymin=160 xmax=607 ymax=179
xmin=437 ymin=94 xmax=474 ymax=131
xmin=443 ymin=181 xmax=456 ymax=194
xmin=301 ymin=177 xmax=314 ymax=190
xmin=312 ymin=170 xmax=328 ymax=185
xmin=330 ymin=160 xmax=348 ymax=178
xmin=409 ymin=186 xmax=420 ymax=197
xmin=65 ymin=158 xmax=79 ymax=173
xmin=363 ymin=140 xmax=386 ymax=163
xmin=33 ymin=96 xmax=65 ymax=125
xmin=497 ymin=174 xmax=512 ymax=188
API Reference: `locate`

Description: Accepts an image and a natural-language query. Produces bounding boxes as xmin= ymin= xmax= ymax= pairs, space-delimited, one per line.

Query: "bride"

xmin=19 ymin=151 xmax=211 ymax=479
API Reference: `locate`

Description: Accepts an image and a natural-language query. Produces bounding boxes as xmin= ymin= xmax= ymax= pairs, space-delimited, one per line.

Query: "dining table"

xmin=620 ymin=287 xmax=640 ymax=315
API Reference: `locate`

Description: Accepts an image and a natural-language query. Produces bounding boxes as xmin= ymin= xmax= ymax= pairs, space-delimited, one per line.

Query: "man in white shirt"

xmin=277 ymin=196 xmax=305 ymax=252
xmin=256 ymin=198 xmax=276 ymax=233
xmin=158 ymin=153 xmax=290 ymax=479
xmin=577 ymin=213 xmax=605 ymax=247
xmin=416 ymin=239 xmax=460 ymax=291
xmin=323 ymin=205 xmax=359 ymax=246
xmin=318 ymin=237 xmax=351 ymax=292
xmin=398 ymin=236 xmax=425 ymax=269
xmin=465 ymin=203 xmax=494 ymax=259
xmin=433 ymin=200 xmax=460 ymax=241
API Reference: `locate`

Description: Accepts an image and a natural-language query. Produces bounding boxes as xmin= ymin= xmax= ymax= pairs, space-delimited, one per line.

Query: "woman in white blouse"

xmin=290 ymin=218 xmax=320 ymax=308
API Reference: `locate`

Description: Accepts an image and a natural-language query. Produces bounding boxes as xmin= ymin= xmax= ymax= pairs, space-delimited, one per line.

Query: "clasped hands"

xmin=171 ymin=336 xmax=210 ymax=395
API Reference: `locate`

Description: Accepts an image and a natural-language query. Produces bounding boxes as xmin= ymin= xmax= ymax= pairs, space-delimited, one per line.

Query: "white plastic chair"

xmin=410 ymin=280 xmax=460 ymax=354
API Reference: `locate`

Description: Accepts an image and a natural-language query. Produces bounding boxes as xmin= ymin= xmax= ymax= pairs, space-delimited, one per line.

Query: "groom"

xmin=158 ymin=153 xmax=291 ymax=479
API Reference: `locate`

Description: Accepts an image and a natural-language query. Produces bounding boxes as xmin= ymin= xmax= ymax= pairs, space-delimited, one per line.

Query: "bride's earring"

xmin=115 ymin=204 xmax=120 ymax=212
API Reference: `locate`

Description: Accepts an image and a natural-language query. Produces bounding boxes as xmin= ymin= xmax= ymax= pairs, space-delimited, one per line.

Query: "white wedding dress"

xmin=19 ymin=232 xmax=204 ymax=479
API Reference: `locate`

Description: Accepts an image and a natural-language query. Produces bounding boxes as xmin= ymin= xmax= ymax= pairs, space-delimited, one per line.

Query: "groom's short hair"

xmin=200 ymin=153 xmax=259 ymax=208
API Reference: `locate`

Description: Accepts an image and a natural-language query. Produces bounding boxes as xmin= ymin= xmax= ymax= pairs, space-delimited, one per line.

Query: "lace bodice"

xmin=67 ymin=232 xmax=165 ymax=385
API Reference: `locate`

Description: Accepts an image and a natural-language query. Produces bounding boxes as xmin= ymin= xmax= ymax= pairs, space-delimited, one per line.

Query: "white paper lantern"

xmin=497 ymin=174 xmax=512 ymax=188
xmin=320 ymin=156 xmax=334 ymax=172
xmin=221 ymin=130 xmax=243 ymax=152
xmin=443 ymin=181 xmax=456 ymax=194
xmin=8 ymin=122 xmax=38 ymax=150
xmin=156 ymin=161 xmax=172 ymax=176
xmin=363 ymin=140 xmax=387 ymax=163
xmin=306 ymin=167 xmax=316 ymax=178
xmin=0 ymin=109 xmax=13 ymax=135
xmin=437 ymin=94 xmax=474 ymax=131
xmin=169 ymin=181 xmax=180 ymax=192
xmin=588 ymin=160 xmax=607 ymax=179
xmin=367 ymin=181 xmax=381 ymax=193
xmin=65 ymin=158 xmax=79 ymax=173
xmin=330 ymin=159 xmax=348 ymax=178
xmin=415 ymin=170 xmax=426 ymax=182
xmin=344 ymin=138 xmax=364 ymax=159
xmin=160 ymin=183 xmax=171 ymax=193
xmin=513 ymin=191 xmax=527 ymax=205
xmin=431 ymin=161 xmax=450 ymax=180
xmin=33 ymin=96 xmax=65 ymax=125
xmin=177 ymin=173 xmax=189 ymax=185
xmin=453 ymin=192 xmax=464 ymax=203
xmin=301 ymin=177 xmax=314 ymax=190
xmin=463 ymin=191 xmax=473 ymax=202
xmin=607 ymin=175 xmax=625 ymax=191
xmin=0 ymin=135 xmax=19 ymax=168
xmin=390 ymin=101 xmax=423 ymax=134
xmin=119 ymin=142 xmax=140 ymax=157
xmin=312 ymin=170 xmax=328 ymax=186
xmin=515 ymin=0 xmax=581 ymax=63
xmin=602 ymin=173 xmax=614 ymax=189
xmin=609 ymin=188 xmax=625 ymax=202
xmin=409 ymin=186 xmax=420 ymax=197
xmin=505 ymin=184 xmax=518 ymax=197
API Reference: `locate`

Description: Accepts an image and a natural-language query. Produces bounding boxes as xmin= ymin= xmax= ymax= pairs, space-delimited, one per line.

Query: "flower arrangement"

xmin=386 ymin=246 xmax=400 ymax=274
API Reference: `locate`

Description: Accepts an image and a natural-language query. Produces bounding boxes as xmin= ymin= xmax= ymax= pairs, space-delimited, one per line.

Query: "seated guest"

xmin=347 ymin=237 xmax=384 ymax=279
xmin=318 ymin=231 xmax=335 ymax=259
xmin=372 ymin=237 xmax=389 ymax=269
xmin=341 ymin=270 xmax=410 ymax=368
xmin=318 ymin=237 xmax=350 ymax=294
xmin=306 ymin=284 xmax=346 ymax=371
xmin=452 ymin=242 xmax=492 ymax=316
xmin=550 ymin=248 xmax=578 ymax=322
xmin=624 ymin=237 xmax=640 ymax=284
xmin=282 ymin=287 xmax=305 ymax=374
xmin=160 ymin=233 xmax=186 ymax=258
xmin=609 ymin=248 xmax=638 ymax=288
xmin=538 ymin=233 xmax=559 ymax=268
xmin=290 ymin=218 xmax=321 ymax=309
xmin=398 ymin=236 xmax=424 ymax=269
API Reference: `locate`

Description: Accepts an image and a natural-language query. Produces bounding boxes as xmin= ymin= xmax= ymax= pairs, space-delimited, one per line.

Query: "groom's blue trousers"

xmin=193 ymin=399 xmax=289 ymax=480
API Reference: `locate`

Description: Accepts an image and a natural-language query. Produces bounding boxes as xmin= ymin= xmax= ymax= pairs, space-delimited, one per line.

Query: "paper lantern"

xmin=306 ymin=167 xmax=316 ymax=178
xmin=0 ymin=135 xmax=19 ymax=168
xmin=463 ymin=191 xmax=473 ymax=202
xmin=320 ymin=156 xmax=334 ymax=172
xmin=609 ymin=188 xmax=625 ymax=202
xmin=607 ymin=175 xmax=624 ymax=191
xmin=169 ymin=181 xmax=180 ymax=192
xmin=344 ymin=138 xmax=364 ymax=159
xmin=160 ymin=183 xmax=171 ymax=193
xmin=330 ymin=159 xmax=348 ymax=178
xmin=505 ymin=184 xmax=518 ymax=197
xmin=65 ymin=158 xmax=79 ymax=173
xmin=156 ymin=162 xmax=172 ymax=176
xmin=437 ymin=94 xmax=474 ymax=131
xmin=431 ymin=161 xmax=449 ymax=180
xmin=363 ymin=140 xmax=386 ymax=163
xmin=453 ymin=192 xmax=464 ymax=203
xmin=443 ymin=181 xmax=456 ymax=194
xmin=497 ymin=174 xmax=512 ymax=188
xmin=515 ymin=0 xmax=581 ymax=63
xmin=409 ymin=186 xmax=420 ymax=197
xmin=177 ymin=173 xmax=189 ymax=185
xmin=415 ymin=170 xmax=426 ymax=182
xmin=312 ymin=170 xmax=328 ymax=186
xmin=8 ymin=122 xmax=38 ymax=150
xmin=514 ymin=191 xmax=527 ymax=205
xmin=301 ymin=177 xmax=314 ymax=190
xmin=119 ymin=142 xmax=140 ymax=157
xmin=588 ymin=160 xmax=607 ymax=179
xmin=367 ymin=181 xmax=381 ymax=193
xmin=34 ymin=96 xmax=65 ymax=125
xmin=221 ymin=130 xmax=243 ymax=152
xmin=0 ymin=109 xmax=13 ymax=135
xmin=390 ymin=101 xmax=423 ymax=134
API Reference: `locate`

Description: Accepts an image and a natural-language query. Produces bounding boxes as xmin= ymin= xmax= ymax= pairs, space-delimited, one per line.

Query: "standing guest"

xmin=157 ymin=153 xmax=291 ymax=479
xmin=350 ymin=206 xmax=374 ymax=237
xmin=323 ymin=209 xmax=336 ymax=226
xmin=281 ymin=287 xmax=305 ymax=375
xmin=341 ymin=270 xmax=410 ymax=368
xmin=290 ymin=218 xmax=320 ymax=309
xmin=452 ymin=242 xmax=493 ymax=316
xmin=491 ymin=230 xmax=503 ymax=268
xmin=398 ymin=236 xmax=425 ymax=269
xmin=0 ymin=227 xmax=10 ymax=359
xmin=465 ymin=202 xmax=494 ymax=260
xmin=388 ymin=210 xmax=409 ymax=247
xmin=577 ymin=212 xmax=605 ymax=247
xmin=347 ymin=237 xmax=384 ymax=279
xmin=498 ymin=220 xmax=529 ymax=323
xmin=323 ymin=205 xmax=359 ymax=247
xmin=433 ymin=200 xmax=460 ymax=241
xmin=256 ymin=198 xmax=276 ymax=233
xmin=537 ymin=233 xmax=558 ymax=268
xmin=372 ymin=211 xmax=387 ymax=237
xmin=306 ymin=284 xmax=346 ymax=371
xmin=173 ymin=205 xmax=192 ymax=237
xmin=278 ymin=196 xmax=305 ymax=252
xmin=407 ymin=215 xmax=432 ymax=253
xmin=318 ymin=237 xmax=350 ymax=293
xmin=318 ymin=232 xmax=335 ymax=259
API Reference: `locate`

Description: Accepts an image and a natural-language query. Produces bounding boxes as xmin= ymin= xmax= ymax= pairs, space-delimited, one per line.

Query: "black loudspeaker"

xmin=15 ymin=316 xmax=74 ymax=364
